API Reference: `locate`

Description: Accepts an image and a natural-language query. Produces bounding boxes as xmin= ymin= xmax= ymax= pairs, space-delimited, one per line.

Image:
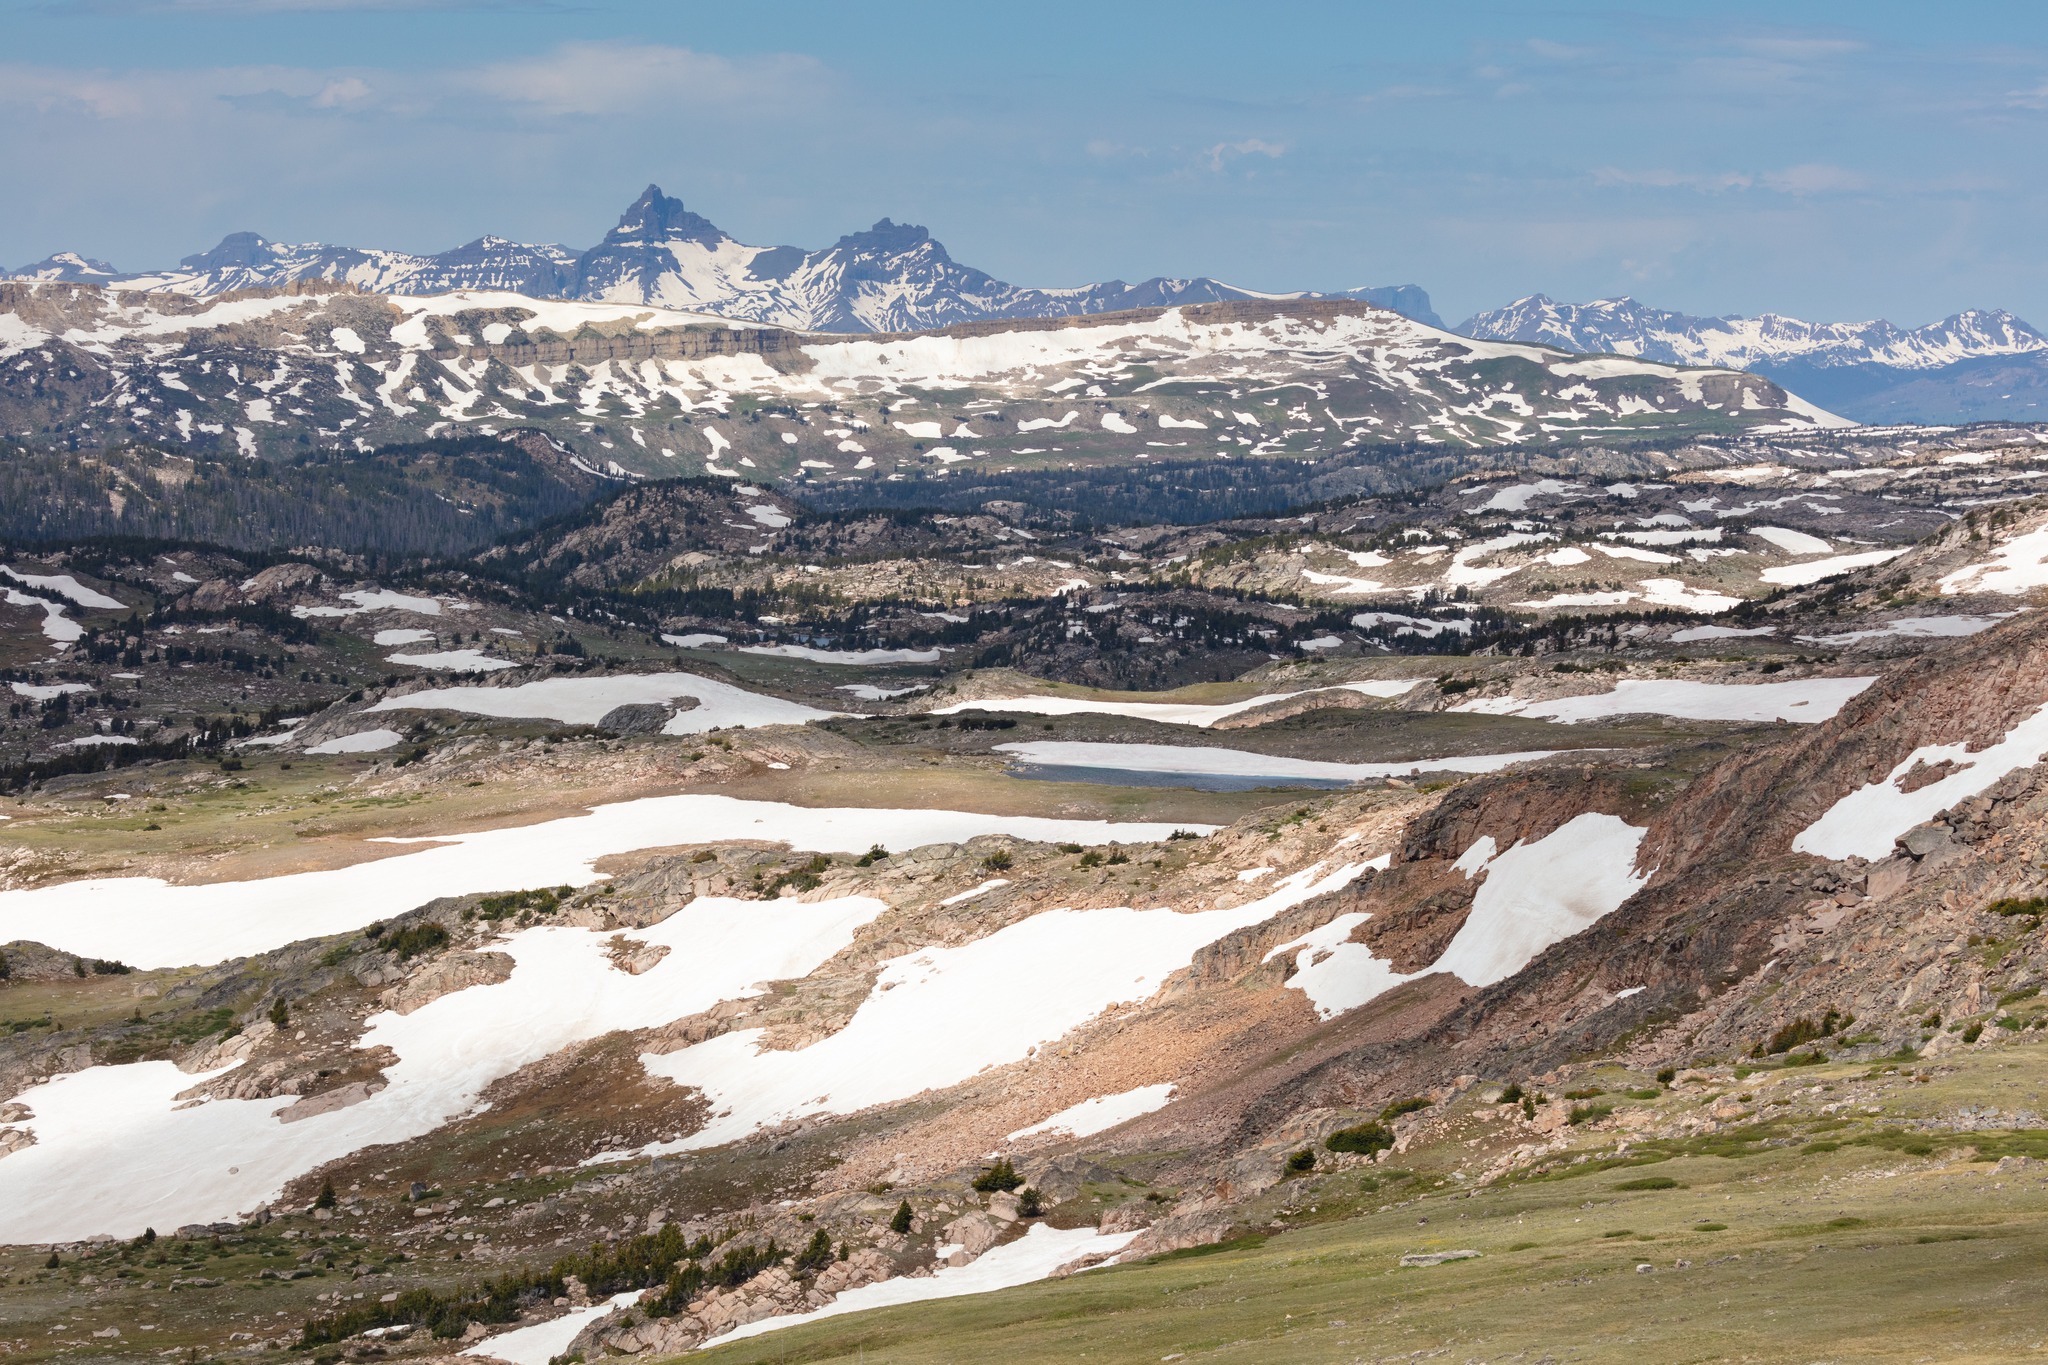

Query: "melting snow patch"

xmin=367 ymin=672 xmax=836 ymax=733
xmin=1940 ymin=526 xmax=2048 ymax=596
xmin=737 ymin=645 xmax=943 ymax=665
xmin=0 ymin=795 xmax=1203 ymax=968
xmin=838 ymin=683 xmax=927 ymax=701
xmin=996 ymin=741 xmax=1569 ymax=785
xmin=464 ymin=1292 xmax=646 ymax=1365
xmin=2 ymin=589 xmax=81 ymax=643
xmin=635 ymin=863 xmax=1366 ymax=1151
xmin=1007 ymin=1084 xmax=1176 ymax=1141
xmin=1749 ymin=526 xmax=1832 ymax=556
xmin=10 ymin=681 xmax=91 ymax=701
xmin=1 ymin=567 xmax=123 ymax=610
xmin=1794 ymin=700 xmax=2048 ymax=861
xmin=385 ymin=649 xmax=517 ymax=673
xmin=1452 ymin=677 xmax=1874 ymax=725
xmin=706 ymin=1225 xmax=1140 ymax=1349
xmin=934 ymin=680 xmax=1419 ymax=728
xmin=662 ymin=633 xmax=728 ymax=648
xmin=1433 ymin=813 xmax=1650 ymax=987
xmin=1797 ymin=614 xmax=2013 ymax=645
xmin=304 ymin=729 xmax=404 ymax=756
xmin=372 ymin=628 xmax=435 ymax=646
xmin=940 ymin=878 xmax=1009 ymax=906
xmin=0 ymin=897 xmax=893 ymax=1241
xmin=1759 ymin=549 xmax=1906 ymax=587
xmin=1670 ymin=625 xmax=1776 ymax=643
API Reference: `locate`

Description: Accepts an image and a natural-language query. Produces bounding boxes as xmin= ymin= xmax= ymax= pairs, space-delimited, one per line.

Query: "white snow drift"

xmin=366 ymin=672 xmax=839 ymax=734
xmin=932 ymin=680 xmax=1419 ymax=728
xmin=628 ymin=863 xmax=1368 ymax=1155
xmin=0 ymin=795 xmax=1207 ymax=969
xmin=1794 ymin=700 xmax=2048 ymax=861
xmin=1452 ymin=677 xmax=1874 ymax=725
xmin=0 ymin=895 xmax=890 ymax=1242
xmin=995 ymin=741 xmax=1569 ymax=785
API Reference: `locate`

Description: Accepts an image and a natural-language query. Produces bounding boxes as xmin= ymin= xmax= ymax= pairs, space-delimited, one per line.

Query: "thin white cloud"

xmin=1593 ymin=163 xmax=1868 ymax=196
xmin=1203 ymin=138 xmax=1285 ymax=173
xmin=457 ymin=41 xmax=823 ymax=117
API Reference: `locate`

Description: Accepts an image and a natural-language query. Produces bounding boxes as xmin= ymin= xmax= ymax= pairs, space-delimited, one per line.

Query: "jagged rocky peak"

xmin=605 ymin=184 xmax=734 ymax=247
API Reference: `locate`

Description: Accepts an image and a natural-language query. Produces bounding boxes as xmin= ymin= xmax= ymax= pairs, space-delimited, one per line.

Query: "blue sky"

xmin=4 ymin=0 xmax=2046 ymax=326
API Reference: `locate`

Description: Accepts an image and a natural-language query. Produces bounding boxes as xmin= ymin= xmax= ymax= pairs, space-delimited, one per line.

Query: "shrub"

xmin=1962 ymin=1021 xmax=1984 ymax=1043
xmin=1017 ymin=1187 xmax=1043 ymax=1218
xmin=1655 ymin=1067 xmax=1677 ymax=1085
xmin=1625 ymin=1088 xmax=1662 ymax=1100
xmin=89 ymin=958 xmax=131 ymax=975
xmin=1694 ymin=1222 xmax=1727 ymax=1232
xmin=792 ymin=1230 xmax=833 ymax=1276
xmin=890 ymin=1200 xmax=913 ymax=1234
xmin=269 ymin=998 xmax=290 ymax=1030
xmin=1496 ymin=1083 xmax=1523 ymax=1105
xmin=1986 ymin=896 xmax=2048 ymax=918
xmin=855 ymin=844 xmax=888 ymax=866
xmin=1760 ymin=1009 xmax=1849 ymax=1056
xmin=385 ymin=922 xmax=450 ymax=960
xmin=972 ymin=1158 xmax=1024 ymax=1193
xmin=1613 ymin=1175 xmax=1680 ymax=1191
xmin=314 ymin=1179 xmax=336 ymax=1210
xmin=1077 ymin=850 xmax=1103 ymax=868
xmin=1105 ymin=850 xmax=1130 ymax=866
xmin=1564 ymin=1086 xmax=1605 ymax=1101
xmin=475 ymin=887 xmax=570 ymax=922
xmin=1379 ymin=1097 xmax=1430 ymax=1123
xmin=1168 ymin=829 xmax=1200 ymax=841
xmin=1284 ymin=1149 xmax=1316 ymax=1175
xmin=982 ymin=849 xmax=1014 ymax=872
xmin=1568 ymin=1103 xmax=1614 ymax=1126
xmin=1326 ymin=1122 xmax=1395 ymax=1156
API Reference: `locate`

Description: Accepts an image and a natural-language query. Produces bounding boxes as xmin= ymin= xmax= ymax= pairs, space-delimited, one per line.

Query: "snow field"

xmin=304 ymin=728 xmax=403 ymax=755
xmin=1797 ymin=614 xmax=2012 ymax=645
xmin=932 ymin=680 xmax=1419 ymax=728
xmin=631 ymin=862 xmax=1369 ymax=1153
xmin=465 ymin=1292 xmax=646 ymax=1365
xmin=1264 ymin=814 xmax=1648 ymax=1012
xmin=385 ymin=649 xmax=517 ymax=673
xmin=1006 ymin=1084 xmax=1177 ymax=1141
xmin=735 ymin=645 xmax=943 ymax=665
xmin=0 ymin=896 xmax=890 ymax=1242
xmin=2 ymin=588 xmax=82 ymax=643
xmin=1 ymin=566 xmax=124 ymax=609
xmin=1749 ymin=526 xmax=1833 ymax=556
xmin=1939 ymin=526 xmax=2048 ymax=596
xmin=1452 ymin=676 xmax=1875 ymax=725
xmin=1432 ymin=813 xmax=1651 ymax=987
xmin=1759 ymin=549 xmax=1907 ymax=587
xmin=995 ymin=741 xmax=1570 ymax=784
xmin=365 ymin=671 xmax=839 ymax=734
xmin=705 ymin=1225 xmax=1140 ymax=1349
xmin=0 ymin=794 xmax=1209 ymax=968
xmin=1794 ymin=700 xmax=2048 ymax=861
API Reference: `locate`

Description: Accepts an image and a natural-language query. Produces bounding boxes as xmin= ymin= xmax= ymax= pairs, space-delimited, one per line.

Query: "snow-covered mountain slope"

xmin=6 ymin=186 xmax=1444 ymax=333
xmin=0 ymin=282 xmax=1844 ymax=475
xmin=1460 ymin=294 xmax=2048 ymax=425
xmin=1460 ymin=295 xmax=2048 ymax=373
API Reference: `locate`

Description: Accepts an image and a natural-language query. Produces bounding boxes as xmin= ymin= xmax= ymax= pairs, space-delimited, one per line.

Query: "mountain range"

xmin=2 ymin=185 xmax=1443 ymax=335
xmin=1461 ymin=294 xmax=2048 ymax=425
xmin=15 ymin=187 xmax=2048 ymax=424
